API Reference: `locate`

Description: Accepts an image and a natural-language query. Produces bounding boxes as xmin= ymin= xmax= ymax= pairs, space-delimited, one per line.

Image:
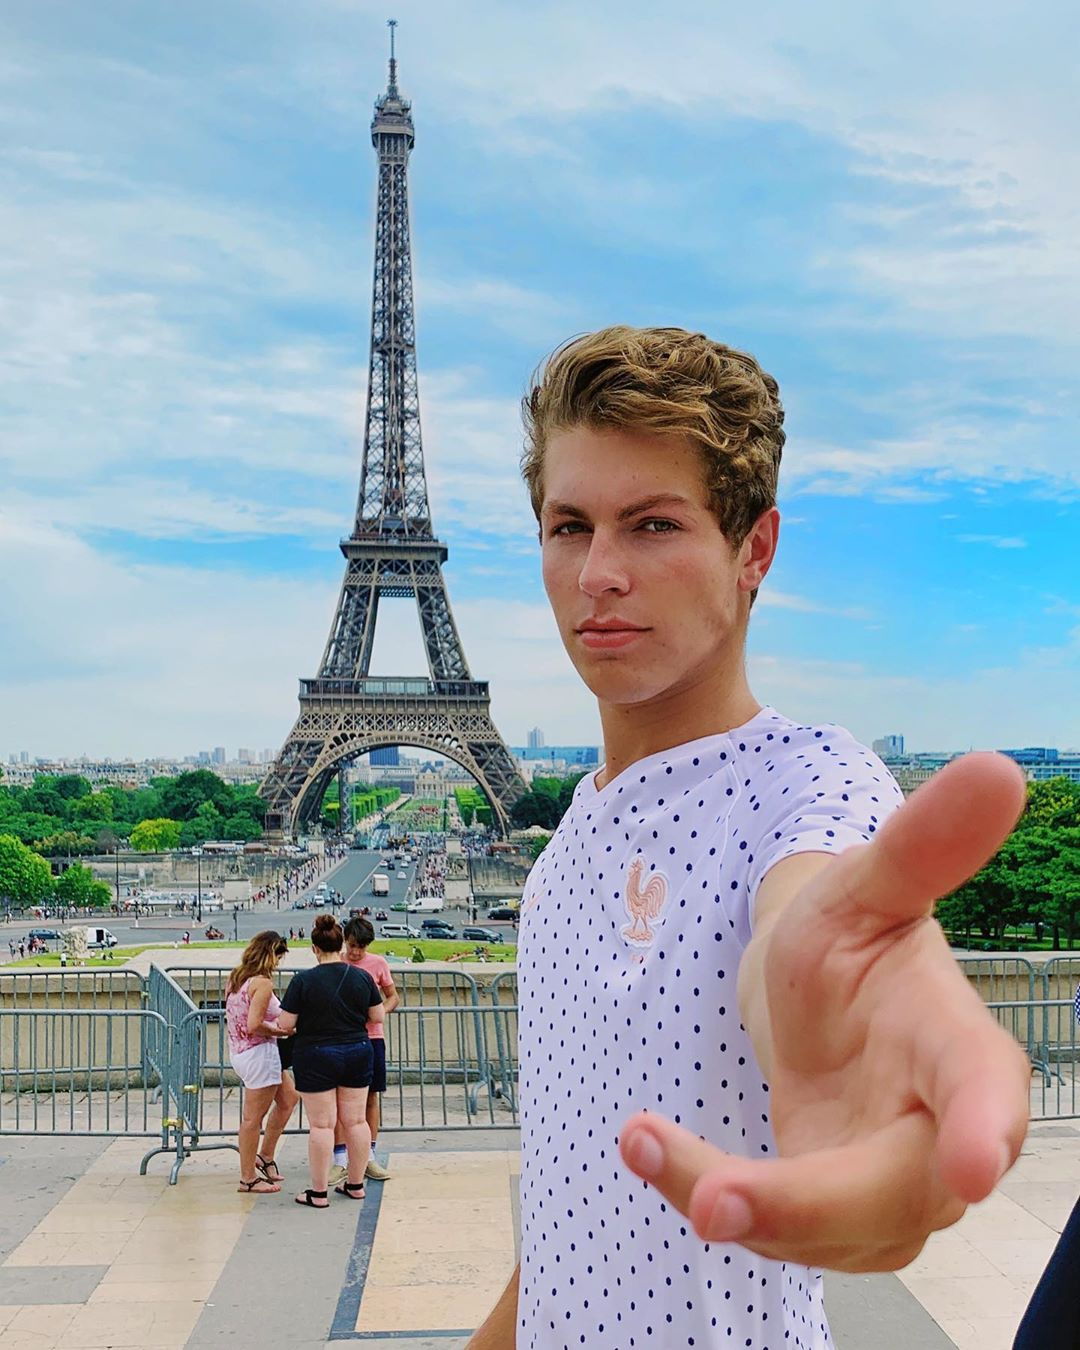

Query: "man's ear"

xmin=739 ymin=508 xmax=780 ymax=595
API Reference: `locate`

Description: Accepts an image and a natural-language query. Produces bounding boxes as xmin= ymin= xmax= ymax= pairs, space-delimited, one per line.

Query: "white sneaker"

xmin=327 ymin=1162 xmax=348 ymax=1186
xmin=365 ymin=1157 xmax=392 ymax=1180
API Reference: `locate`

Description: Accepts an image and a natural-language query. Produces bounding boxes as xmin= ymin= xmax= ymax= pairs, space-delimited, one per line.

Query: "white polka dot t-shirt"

xmin=516 ymin=705 xmax=904 ymax=1350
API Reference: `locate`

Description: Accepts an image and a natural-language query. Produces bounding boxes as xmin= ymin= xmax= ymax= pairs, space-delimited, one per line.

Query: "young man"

xmin=468 ymin=326 xmax=1030 ymax=1349
xmin=328 ymin=915 xmax=399 ymax=1183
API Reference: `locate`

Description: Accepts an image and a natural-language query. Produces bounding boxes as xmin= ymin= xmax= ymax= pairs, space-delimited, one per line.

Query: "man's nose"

xmin=578 ymin=531 xmax=629 ymax=596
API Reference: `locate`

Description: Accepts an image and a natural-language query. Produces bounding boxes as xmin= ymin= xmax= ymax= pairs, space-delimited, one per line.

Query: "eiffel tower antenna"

xmin=261 ymin=33 xmax=525 ymax=840
xmin=387 ymin=18 xmax=398 ymax=95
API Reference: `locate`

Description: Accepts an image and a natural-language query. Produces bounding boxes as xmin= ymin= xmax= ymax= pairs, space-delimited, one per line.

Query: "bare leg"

xmin=258 ymin=1073 xmax=299 ymax=1174
xmin=337 ymin=1086 xmax=371 ymax=1188
xmin=365 ymin=1088 xmax=381 ymax=1154
xmin=300 ymin=1090 xmax=337 ymax=1202
xmin=238 ymin=1084 xmax=278 ymax=1188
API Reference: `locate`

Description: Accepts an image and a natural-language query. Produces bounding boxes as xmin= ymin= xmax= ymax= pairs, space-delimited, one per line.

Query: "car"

xmin=380 ymin=923 xmax=420 ymax=939
xmin=374 ymin=909 xmax=388 ymax=921
xmin=461 ymin=926 xmax=504 ymax=944
xmin=28 ymin=927 xmax=61 ymax=942
xmin=396 ymin=871 xmax=407 ymax=879
xmin=420 ymin=920 xmax=455 ymax=938
xmin=486 ymin=907 xmax=518 ymax=921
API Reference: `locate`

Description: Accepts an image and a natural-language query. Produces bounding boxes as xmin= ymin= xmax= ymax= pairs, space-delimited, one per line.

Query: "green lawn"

xmin=7 ymin=937 xmax=516 ymax=968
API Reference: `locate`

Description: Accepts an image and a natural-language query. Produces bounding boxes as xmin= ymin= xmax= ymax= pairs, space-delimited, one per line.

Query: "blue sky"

xmin=0 ymin=0 xmax=1077 ymax=762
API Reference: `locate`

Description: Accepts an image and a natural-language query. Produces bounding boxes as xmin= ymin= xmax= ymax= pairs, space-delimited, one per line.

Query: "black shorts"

xmin=369 ymin=1038 xmax=386 ymax=1094
xmin=292 ymin=1040 xmax=372 ymax=1094
xmin=277 ymin=1037 xmax=294 ymax=1073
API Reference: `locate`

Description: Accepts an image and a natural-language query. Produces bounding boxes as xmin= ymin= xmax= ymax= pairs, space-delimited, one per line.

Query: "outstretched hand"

xmin=618 ymin=752 xmax=1031 ymax=1272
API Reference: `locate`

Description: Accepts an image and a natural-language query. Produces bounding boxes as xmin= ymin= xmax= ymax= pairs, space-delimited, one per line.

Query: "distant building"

xmin=1000 ymin=747 xmax=1080 ymax=783
xmin=237 ymin=748 xmax=253 ymax=763
xmin=527 ymin=727 xmax=545 ymax=750
xmin=371 ymin=746 xmax=400 ymax=767
xmin=211 ymin=746 xmax=227 ymax=765
xmin=513 ymin=745 xmax=601 ymax=768
xmin=872 ymin=735 xmax=905 ymax=759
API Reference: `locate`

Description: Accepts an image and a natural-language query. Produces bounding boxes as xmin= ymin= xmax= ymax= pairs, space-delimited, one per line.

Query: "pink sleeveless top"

xmin=226 ymin=977 xmax=281 ymax=1054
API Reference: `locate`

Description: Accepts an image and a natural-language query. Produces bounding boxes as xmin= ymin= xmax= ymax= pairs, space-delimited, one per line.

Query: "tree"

xmin=0 ymin=834 xmax=54 ymax=907
xmin=33 ymin=830 xmax=97 ymax=857
xmin=222 ymin=812 xmax=261 ymax=842
xmin=55 ymin=863 xmax=111 ymax=910
xmin=527 ymin=833 xmax=552 ymax=861
xmin=179 ymin=802 xmax=226 ymax=848
xmin=1022 ymin=777 xmax=1080 ymax=832
xmin=52 ymin=774 xmax=93 ymax=801
xmin=129 ymin=818 xmax=182 ymax=851
xmin=159 ymin=771 xmax=235 ymax=822
xmin=70 ymin=792 xmax=114 ymax=823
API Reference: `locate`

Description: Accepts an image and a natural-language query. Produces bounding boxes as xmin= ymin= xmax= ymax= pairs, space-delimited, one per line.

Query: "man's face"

xmin=539 ymin=426 xmax=770 ymax=711
xmin=345 ymin=940 xmax=364 ymax=963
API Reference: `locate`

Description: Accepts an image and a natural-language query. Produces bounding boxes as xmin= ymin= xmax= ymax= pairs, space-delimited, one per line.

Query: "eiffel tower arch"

xmin=260 ymin=30 xmax=525 ymax=839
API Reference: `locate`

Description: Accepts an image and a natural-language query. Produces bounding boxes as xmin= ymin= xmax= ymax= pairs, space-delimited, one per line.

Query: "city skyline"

xmin=1 ymin=2 xmax=1077 ymax=760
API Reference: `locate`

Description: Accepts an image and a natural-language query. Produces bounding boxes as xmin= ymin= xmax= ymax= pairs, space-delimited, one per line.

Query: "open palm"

xmin=620 ymin=753 xmax=1032 ymax=1272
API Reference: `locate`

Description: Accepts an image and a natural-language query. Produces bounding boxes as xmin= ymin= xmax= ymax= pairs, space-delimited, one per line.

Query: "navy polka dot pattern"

xmin=516 ymin=706 xmax=904 ymax=1349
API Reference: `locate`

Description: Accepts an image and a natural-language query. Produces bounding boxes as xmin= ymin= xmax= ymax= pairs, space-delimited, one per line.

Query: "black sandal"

xmin=256 ymin=1154 xmax=283 ymax=1183
xmin=294 ymin=1189 xmax=329 ymax=1208
xmin=334 ymin=1180 xmax=366 ymax=1200
xmin=238 ymin=1176 xmax=279 ymax=1194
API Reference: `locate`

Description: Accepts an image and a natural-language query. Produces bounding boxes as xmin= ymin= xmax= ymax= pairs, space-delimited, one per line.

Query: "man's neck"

xmin=595 ymin=669 xmax=761 ymax=791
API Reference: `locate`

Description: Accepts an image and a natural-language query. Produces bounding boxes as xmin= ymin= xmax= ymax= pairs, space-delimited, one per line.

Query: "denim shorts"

xmin=292 ymin=1040 xmax=372 ymax=1094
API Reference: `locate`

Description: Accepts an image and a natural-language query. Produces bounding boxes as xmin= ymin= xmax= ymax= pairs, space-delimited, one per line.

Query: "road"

xmin=2 ymin=848 xmax=518 ymax=952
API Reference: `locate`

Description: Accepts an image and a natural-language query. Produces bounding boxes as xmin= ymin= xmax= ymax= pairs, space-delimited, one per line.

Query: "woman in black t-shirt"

xmin=276 ymin=914 xmax=384 ymax=1208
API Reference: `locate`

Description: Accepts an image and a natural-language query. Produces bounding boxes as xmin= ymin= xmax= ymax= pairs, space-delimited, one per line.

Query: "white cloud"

xmin=957 ymin=534 xmax=1028 ymax=549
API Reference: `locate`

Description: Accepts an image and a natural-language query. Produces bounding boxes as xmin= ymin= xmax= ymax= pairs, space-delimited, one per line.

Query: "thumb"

xmin=822 ymin=751 xmax=1027 ymax=927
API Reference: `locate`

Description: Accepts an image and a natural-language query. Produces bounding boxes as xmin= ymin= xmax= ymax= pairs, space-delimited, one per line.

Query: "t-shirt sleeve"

xmin=280 ymin=972 xmax=304 ymax=1016
xmin=374 ymin=955 xmax=394 ymax=991
xmin=746 ymin=726 xmax=905 ymax=917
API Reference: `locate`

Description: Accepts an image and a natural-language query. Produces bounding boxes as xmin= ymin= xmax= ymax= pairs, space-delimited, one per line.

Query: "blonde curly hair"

xmin=521 ymin=325 xmax=785 ymax=548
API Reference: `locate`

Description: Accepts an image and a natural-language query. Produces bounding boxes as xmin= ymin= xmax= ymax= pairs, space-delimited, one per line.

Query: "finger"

xmin=817 ymin=751 xmax=1027 ymax=929
xmin=925 ymin=1018 xmax=1031 ymax=1202
xmin=620 ymin=1109 xmax=949 ymax=1259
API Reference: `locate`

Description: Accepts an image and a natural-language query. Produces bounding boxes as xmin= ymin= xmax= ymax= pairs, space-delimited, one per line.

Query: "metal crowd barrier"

xmin=0 ymin=1007 xmax=167 ymax=1137
xmin=0 ymin=968 xmax=146 ymax=1009
xmin=139 ymin=966 xmax=239 ymax=1182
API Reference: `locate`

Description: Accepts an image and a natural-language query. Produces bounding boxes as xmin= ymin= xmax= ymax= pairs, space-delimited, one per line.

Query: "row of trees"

xmin=510 ymin=774 xmax=586 ymax=830
xmin=455 ymin=786 xmax=493 ymax=827
xmin=0 ymin=769 xmax=268 ymax=855
xmin=0 ymin=835 xmax=111 ymax=910
xmin=936 ymin=777 xmax=1080 ymax=948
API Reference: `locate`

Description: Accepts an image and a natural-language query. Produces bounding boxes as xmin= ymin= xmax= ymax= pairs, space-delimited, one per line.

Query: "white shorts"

xmin=229 ymin=1041 xmax=282 ymax=1090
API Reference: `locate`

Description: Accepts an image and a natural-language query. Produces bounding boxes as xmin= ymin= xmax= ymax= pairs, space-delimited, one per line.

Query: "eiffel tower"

xmin=260 ymin=26 xmax=525 ymax=839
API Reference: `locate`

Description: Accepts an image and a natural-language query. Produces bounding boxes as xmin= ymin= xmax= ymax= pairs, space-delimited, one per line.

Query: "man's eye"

xmin=550 ymin=521 xmax=587 ymax=537
xmin=640 ymin=519 xmax=679 ymax=533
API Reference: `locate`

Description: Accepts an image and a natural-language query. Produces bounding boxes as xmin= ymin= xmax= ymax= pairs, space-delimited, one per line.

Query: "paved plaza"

xmin=0 ymin=1119 xmax=1076 ymax=1348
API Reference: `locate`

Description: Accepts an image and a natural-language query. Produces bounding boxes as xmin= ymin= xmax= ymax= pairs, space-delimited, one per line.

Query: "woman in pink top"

xmin=225 ymin=931 xmax=298 ymax=1193
xmin=331 ymin=915 xmax=399 ymax=1182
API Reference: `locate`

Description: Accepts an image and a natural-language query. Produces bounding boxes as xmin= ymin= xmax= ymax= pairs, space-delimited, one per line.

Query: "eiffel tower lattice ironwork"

xmin=260 ymin=31 xmax=525 ymax=838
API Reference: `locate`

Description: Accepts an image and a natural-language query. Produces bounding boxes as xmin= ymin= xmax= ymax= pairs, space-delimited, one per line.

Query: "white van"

xmin=75 ymin=927 xmax=119 ymax=949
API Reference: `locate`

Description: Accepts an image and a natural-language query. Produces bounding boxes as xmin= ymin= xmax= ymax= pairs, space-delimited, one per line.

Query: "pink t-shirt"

xmin=345 ymin=951 xmax=394 ymax=1039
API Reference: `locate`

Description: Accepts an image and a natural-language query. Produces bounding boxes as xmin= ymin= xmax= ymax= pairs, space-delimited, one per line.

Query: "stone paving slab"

xmin=0 ymin=1265 xmax=108 ymax=1304
xmin=3 ymin=1124 xmax=1079 ymax=1348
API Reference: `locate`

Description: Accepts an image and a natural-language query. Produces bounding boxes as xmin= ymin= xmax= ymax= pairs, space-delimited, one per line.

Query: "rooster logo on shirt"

xmin=621 ymin=858 xmax=669 ymax=946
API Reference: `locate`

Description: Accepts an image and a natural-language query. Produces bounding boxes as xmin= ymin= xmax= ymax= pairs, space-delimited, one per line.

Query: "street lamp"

xmin=193 ymin=847 xmax=203 ymax=925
